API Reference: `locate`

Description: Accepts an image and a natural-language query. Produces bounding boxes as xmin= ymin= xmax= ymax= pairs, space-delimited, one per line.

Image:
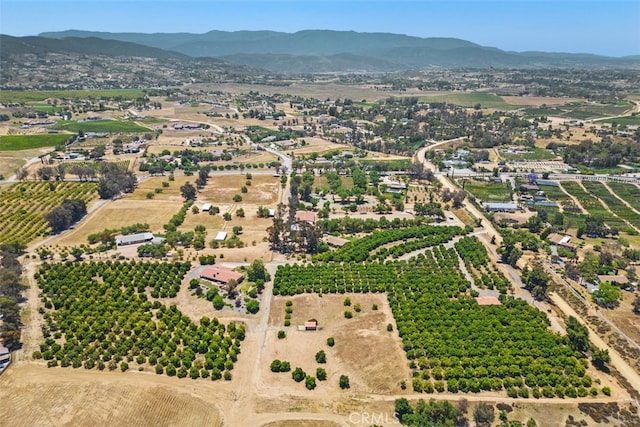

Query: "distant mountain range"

xmin=6 ymin=29 xmax=638 ymax=72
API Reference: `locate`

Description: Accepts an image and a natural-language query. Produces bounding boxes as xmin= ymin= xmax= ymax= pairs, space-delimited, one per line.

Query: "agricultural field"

xmin=521 ymin=101 xmax=632 ymax=120
xmin=419 ymin=92 xmax=515 ymax=109
xmin=463 ymin=179 xmax=512 ymax=202
xmin=607 ymin=182 xmax=640 ymax=213
xmin=0 ymin=89 xmax=145 ymax=103
xmin=560 ymin=182 xmax=630 ymax=232
xmin=581 ymin=181 xmax=640 ymax=232
xmin=0 ymin=181 xmax=96 ymax=246
xmin=53 ymin=119 xmax=150 ymax=133
xmin=35 ymin=261 xmax=245 ymax=380
xmin=594 ymin=116 xmax=640 ymax=126
xmin=273 ymin=231 xmax=611 ymax=398
xmin=0 ymin=134 xmax=71 ymax=151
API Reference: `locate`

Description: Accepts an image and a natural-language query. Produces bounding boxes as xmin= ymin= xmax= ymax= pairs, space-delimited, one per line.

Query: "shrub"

xmin=602 ymin=386 xmax=611 ymax=396
xmin=292 ymin=367 xmax=306 ymax=382
xmin=305 ymin=376 xmax=316 ymax=390
xmin=315 ymin=350 xmax=326 ymax=364
xmin=277 ymin=330 xmax=286 ymax=339
xmin=344 ymin=310 xmax=353 ymax=319
xmin=339 ymin=375 xmax=350 ymax=389
xmin=387 ymin=323 xmax=393 ymax=332
xmin=316 ymin=368 xmax=327 ymax=381
xmin=327 ymin=337 xmax=335 ymax=347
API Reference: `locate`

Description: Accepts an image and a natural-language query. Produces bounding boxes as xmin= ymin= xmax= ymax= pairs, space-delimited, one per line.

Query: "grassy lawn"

xmin=499 ymin=147 xmax=556 ymax=161
xmin=54 ymin=120 xmax=150 ymax=133
xmin=0 ymin=134 xmax=71 ymax=151
xmin=463 ymin=179 xmax=512 ymax=202
xmin=0 ymin=89 xmax=145 ymax=103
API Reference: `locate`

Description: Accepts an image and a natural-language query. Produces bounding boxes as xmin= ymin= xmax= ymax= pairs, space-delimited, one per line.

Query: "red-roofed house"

xmin=200 ymin=266 xmax=244 ymax=285
xmin=475 ymin=296 xmax=501 ymax=306
xmin=295 ymin=211 xmax=317 ymax=224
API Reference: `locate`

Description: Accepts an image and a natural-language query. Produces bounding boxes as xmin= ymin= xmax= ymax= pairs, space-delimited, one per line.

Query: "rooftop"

xmin=475 ymin=296 xmax=502 ymax=306
xmin=200 ymin=266 xmax=243 ymax=284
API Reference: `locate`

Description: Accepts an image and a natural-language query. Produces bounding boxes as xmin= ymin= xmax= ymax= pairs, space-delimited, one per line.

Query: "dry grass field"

xmin=53 ymin=198 xmax=181 ymax=246
xmin=287 ymin=137 xmax=348 ymax=156
xmin=199 ymin=174 xmax=280 ymax=205
xmin=0 ymin=364 xmax=223 ymax=427
xmin=265 ymin=293 xmax=410 ymax=394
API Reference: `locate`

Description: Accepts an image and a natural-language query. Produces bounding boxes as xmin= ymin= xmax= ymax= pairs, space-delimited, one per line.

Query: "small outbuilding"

xmin=482 ymin=202 xmax=519 ymax=213
xmin=116 ymin=232 xmax=155 ymax=246
xmin=214 ymin=231 xmax=228 ymax=241
xmin=304 ymin=321 xmax=318 ymax=331
xmin=202 ymin=203 xmax=212 ymax=212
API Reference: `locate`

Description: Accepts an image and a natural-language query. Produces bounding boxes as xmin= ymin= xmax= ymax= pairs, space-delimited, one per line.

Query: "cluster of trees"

xmin=35 ymin=261 xmax=244 ymax=379
xmin=267 ymin=203 xmax=324 ymax=254
xmin=44 ymin=198 xmax=87 ymax=233
xmin=318 ymin=216 xmax=431 ymax=235
xmin=0 ymin=245 xmax=25 ymax=349
xmin=316 ymin=225 xmax=464 ymax=263
xmin=455 ymin=237 xmax=510 ymax=294
xmin=564 ymin=138 xmax=640 ymax=169
xmin=97 ymin=163 xmax=136 ymax=199
xmin=394 ymin=398 xmax=460 ymax=427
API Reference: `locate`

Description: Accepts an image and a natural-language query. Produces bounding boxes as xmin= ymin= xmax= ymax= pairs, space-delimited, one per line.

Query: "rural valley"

xmin=1 ymin=19 xmax=640 ymax=427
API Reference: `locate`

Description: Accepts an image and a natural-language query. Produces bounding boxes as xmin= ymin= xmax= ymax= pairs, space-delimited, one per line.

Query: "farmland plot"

xmin=274 ymin=231 xmax=606 ymax=398
xmin=0 ymin=181 xmax=96 ymax=245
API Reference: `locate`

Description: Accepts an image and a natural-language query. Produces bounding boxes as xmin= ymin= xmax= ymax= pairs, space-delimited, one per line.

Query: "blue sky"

xmin=1 ymin=1 xmax=639 ymax=56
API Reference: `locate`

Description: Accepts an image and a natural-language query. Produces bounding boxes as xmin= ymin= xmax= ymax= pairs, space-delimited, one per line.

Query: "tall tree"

xmin=566 ymin=316 xmax=590 ymax=353
xmin=180 ymin=182 xmax=197 ymax=201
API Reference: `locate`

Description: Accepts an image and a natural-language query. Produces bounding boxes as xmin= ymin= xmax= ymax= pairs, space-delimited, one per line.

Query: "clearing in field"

xmin=265 ymin=293 xmax=409 ymax=394
xmin=198 ymin=174 xmax=280 ymax=205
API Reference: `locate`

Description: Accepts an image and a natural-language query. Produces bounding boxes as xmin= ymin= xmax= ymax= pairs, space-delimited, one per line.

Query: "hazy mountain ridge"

xmin=0 ymin=35 xmax=189 ymax=61
xmin=25 ymin=29 xmax=640 ymax=72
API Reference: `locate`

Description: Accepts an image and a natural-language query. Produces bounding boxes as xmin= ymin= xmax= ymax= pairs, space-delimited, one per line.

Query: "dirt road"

xmin=550 ymin=292 xmax=640 ymax=392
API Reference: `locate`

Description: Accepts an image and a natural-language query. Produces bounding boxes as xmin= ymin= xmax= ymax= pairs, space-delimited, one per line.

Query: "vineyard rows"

xmin=0 ymin=181 xmax=96 ymax=245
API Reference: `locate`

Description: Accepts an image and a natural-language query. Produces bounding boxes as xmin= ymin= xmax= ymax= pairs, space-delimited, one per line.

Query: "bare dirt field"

xmin=287 ymin=137 xmax=348 ymax=156
xmin=602 ymin=290 xmax=640 ymax=347
xmin=199 ymin=174 xmax=280 ymax=205
xmin=265 ymin=293 xmax=410 ymax=395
